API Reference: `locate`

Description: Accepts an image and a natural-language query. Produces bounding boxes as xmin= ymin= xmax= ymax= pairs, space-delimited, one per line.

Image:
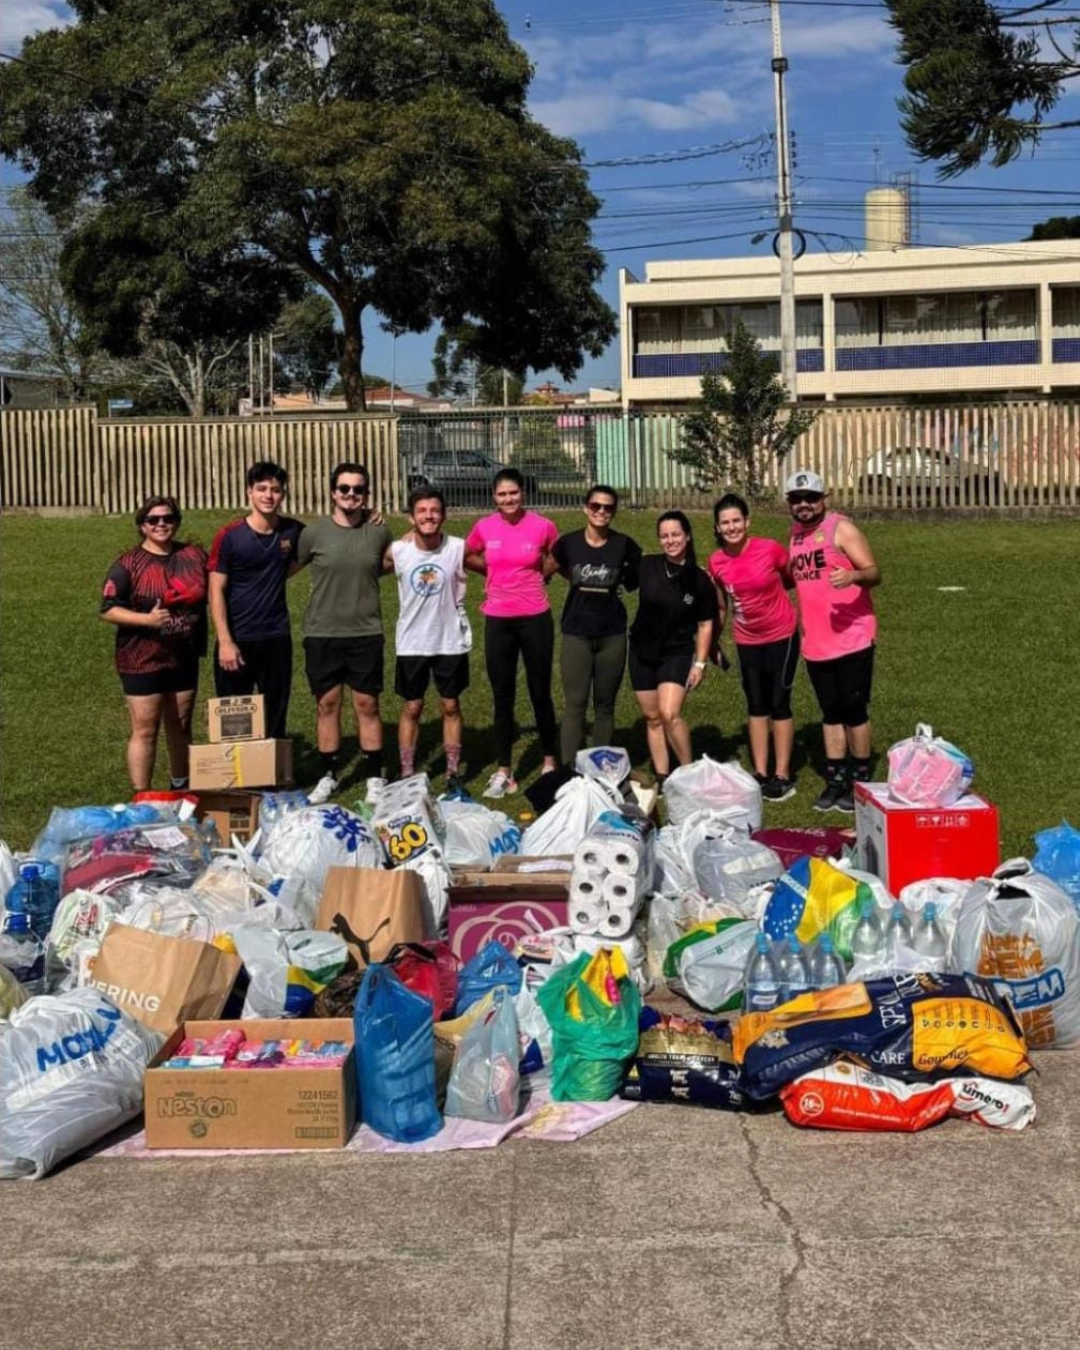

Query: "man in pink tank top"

xmin=786 ymin=469 xmax=882 ymax=814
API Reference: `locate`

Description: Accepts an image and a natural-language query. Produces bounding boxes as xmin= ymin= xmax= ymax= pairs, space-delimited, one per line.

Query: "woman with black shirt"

xmin=100 ymin=496 xmax=208 ymax=792
xmin=552 ymin=485 xmax=642 ymax=763
xmin=628 ymin=510 xmax=717 ymax=784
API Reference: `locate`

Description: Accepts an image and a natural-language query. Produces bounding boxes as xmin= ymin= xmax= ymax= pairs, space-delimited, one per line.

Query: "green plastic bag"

xmin=537 ymin=950 xmax=641 ymax=1101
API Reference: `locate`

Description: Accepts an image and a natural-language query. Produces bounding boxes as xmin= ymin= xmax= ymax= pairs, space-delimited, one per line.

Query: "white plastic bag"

xmin=259 ymin=806 xmax=382 ymax=925
xmin=520 ymin=776 xmax=622 ymax=857
xmin=114 ymin=889 xmax=215 ymax=942
xmin=899 ymin=877 xmax=968 ymax=947
xmin=441 ymin=800 xmax=521 ymax=870
xmin=444 ymin=990 xmax=521 ymax=1123
xmin=951 ymin=858 xmax=1080 ymax=1048
xmin=1 ymin=989 xmax=163 ymax=1180
xmin=692 ymin=828 xmax=783 ymax=914
xmin=232 ymin=927 xmax=349 ymax=1019
xmin=46 ymin=889 xmax=127 ymax=971
xmin=399 ymin=852 xmax=452 ymax=938
xmin=575 ymin=746 xmax=631 ymax=786
xmin=662 ymin=756 xmax=763 ymax=831
xmin=645 ymin=889 xmax=738 ymax=981
xmin=667 ymin=919 xmax=759 ymax=1012
xmin=0 ymin=840 xmax=17 ymax=903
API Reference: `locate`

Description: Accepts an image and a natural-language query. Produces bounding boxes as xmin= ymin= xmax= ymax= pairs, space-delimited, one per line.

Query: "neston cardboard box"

xmin=145 ymin=1017 xmax=356 ymax=1150
xmin=194 ymin=790 xmax=262 ymax=844
xmin=189 ymin=739 xmax=293 ymax=790
xmin=206 ymin=694 xmax=266 ymax=743
xmin=855 ymin=783 xmax=1000 ymax=894
xmin=315 ymin=867 xmax=426 ymax=967
xmin=448 ymin=858 xmax=571 ymax=963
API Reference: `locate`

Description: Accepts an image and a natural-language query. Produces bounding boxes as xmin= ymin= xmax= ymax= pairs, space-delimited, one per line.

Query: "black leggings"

xmin=213 ymin=636 xmax=293 ymax=739
xmin=805 ymin=644 xmax=875 ymax=728
xmin=559 ymin=631 xmax=627 ymax=764
xmin=485 ymin=612 xmax=558 ymax=765
xmin=737 ymin=632 xmax=800 ymax=720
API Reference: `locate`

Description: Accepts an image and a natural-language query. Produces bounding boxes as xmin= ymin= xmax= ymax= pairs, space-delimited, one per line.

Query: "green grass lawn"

xmin=1 ymin=505 xmax=1076 ymax=858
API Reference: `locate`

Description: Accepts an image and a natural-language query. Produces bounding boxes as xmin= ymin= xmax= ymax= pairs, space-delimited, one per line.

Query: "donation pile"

xmin=0 ymin=723 xmax=1071 ymax=1174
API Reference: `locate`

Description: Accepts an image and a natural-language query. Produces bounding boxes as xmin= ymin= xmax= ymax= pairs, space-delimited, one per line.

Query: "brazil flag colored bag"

xmin=537 ymin=948 xmax=641 ymax=1101
xmin=762 ymin=855 xmax=876 ymax=962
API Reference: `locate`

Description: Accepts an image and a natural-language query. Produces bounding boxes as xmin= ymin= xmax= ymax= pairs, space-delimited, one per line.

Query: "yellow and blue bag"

xmin=762 ymin=855 xmax=874 ymax=962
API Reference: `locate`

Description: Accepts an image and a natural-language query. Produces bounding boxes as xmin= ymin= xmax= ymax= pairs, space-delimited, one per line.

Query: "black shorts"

xmin=395 ymin=654 xmax=470 ymax=701
xmin=304 ymin=635 xmax=384 ymax=698
xmin=737 ymin=632 xmax=800 ymax=720
xmin=805 ymin=644 xmax=875 ymax=727
xmin=628 ymin=645 xmax=693 ymax=693
xmin=120 ymin=661 xmax=199 ymax=698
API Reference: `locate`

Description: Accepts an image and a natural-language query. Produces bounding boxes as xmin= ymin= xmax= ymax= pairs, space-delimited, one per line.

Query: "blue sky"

xmin=4 ymin=0 xmax=1080 ymax=395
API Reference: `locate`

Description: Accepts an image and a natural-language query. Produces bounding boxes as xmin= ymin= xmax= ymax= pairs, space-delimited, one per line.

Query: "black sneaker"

xmin=813 ymin=778 xmax=849 ymax=812
xmin=763 ymin=776 xmax=796 ymax=803
xmin=753 ymin=772 xmax=770 ymax=789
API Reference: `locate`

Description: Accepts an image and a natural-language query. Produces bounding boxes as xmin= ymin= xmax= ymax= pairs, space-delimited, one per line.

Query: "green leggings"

xmin=559 ymin=631 xmax=627 ymax=764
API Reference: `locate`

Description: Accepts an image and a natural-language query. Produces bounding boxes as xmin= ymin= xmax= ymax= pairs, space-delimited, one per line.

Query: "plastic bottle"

xmin=5 ymin=861 xmax=60 ymax=941
xmin=808 ymin=932 xmax=847 ymax=990
xmin=743 ymin=931 xmax=782 ymax=1013
xmin=850 ymin=896 xmax=885 ymax=964
xmin=885 ymin=901 xmax=913 ymax=959
xmin=911 ymin=901 xmax=948 ymax=964
xmin=0 ymin=912 xmax=46 ymax=994
xmin=776 ymin=936 xmax=811 ymax=1003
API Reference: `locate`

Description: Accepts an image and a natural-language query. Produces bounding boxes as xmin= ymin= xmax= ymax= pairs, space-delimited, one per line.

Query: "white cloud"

xmin=532 ymin=85 xmax=743 ymax=137
xmin=0 ymin=1 xmax=70 ymax=51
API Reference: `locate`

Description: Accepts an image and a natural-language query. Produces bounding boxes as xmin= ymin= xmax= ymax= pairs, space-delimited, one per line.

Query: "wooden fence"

xmin=4 ymin=400 xmax=1080 ymax=514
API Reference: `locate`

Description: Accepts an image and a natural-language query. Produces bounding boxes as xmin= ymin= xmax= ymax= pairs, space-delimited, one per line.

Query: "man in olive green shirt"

xmin=296 ymin=461 xmax=392 ymax=802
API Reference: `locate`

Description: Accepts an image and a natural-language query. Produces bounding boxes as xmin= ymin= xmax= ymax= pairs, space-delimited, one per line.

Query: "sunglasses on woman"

xmin=144 ymin=513 xmax=178 ymax=525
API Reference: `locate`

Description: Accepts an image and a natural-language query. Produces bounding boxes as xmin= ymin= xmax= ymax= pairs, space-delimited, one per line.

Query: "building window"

xmin=835 ymin=289 xmax=1037 ymax=348
xmin=1052 ymin=288 xmax=1080 ymax=339
xmin=633 ymin=301 xmax=822 ymax=355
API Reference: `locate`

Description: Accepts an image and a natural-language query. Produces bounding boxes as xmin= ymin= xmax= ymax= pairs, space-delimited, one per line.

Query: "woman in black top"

xmin=552 ymin=485 xmax=642 ymax=764
xmin=627 ymin=510 xmax=716 ymax=784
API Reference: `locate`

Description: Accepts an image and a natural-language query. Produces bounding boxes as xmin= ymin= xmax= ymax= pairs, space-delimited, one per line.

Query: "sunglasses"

xmin=336 ymin=485 xmax=369 ymax=497
xmin=144 ymin=513 xmax=178 ymax=525
xmin=587 ymin=502 xmax=616 ymax=514
xmin=787 ymin=492 xmax=823 ymax=505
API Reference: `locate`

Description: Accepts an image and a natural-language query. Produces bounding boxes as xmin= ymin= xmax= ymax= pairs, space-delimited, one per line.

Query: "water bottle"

xmin=808 ymin=932 xmax=847 ymax=989
xmin=5 ymin=861 xmax=60 ymax=941
xmin=850 ymin=897 xmax=885 ymax=964
xmin=0 ymin=911 xmax=46 ymax=994
xmin=776 ymin=936 xmax=812 ymax=1003
xmin=743 ymin=932 xmax=782 ymax=1014
xmin=885 ymin=901 xmax=913 ymax=959
xmin=911 ymin=901 xmax=948 ymax=964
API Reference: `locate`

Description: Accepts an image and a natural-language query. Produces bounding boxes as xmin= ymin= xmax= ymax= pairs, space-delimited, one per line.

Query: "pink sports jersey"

xmin=789 ymin=511 xmax=876 ymax=660
xmin=708 ymin=537 xmax=796 ymax=645
xmin=466 ymin=511 xmax=559 ymax=618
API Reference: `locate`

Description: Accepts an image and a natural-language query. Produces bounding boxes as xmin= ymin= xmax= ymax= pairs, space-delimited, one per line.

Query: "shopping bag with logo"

xmin=353 ymin=963 xmax=441 ymax=1143
xmin=315 ymin=867 xmax=426 ymax=968
xmin=950 ymin=858 xmax=1080 ymax=1048
xmin=232 ymin=927 xmax=349 ymax=1019
xmin=89 ymin=923 xmax=242 ymax=1035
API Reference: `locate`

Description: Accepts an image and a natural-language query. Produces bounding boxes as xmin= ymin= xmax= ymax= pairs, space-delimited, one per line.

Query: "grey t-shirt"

xmin=297 ymin=515 xmax=392 ymax=638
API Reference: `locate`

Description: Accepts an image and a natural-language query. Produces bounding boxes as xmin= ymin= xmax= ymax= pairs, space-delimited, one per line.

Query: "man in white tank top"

xmin=382 ymin=488 xmax=471 ymax=790
xmin=786 ymin=469 xmax=882 ymax=814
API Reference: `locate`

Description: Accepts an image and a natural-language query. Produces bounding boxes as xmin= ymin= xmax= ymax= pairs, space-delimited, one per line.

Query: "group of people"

xmin=100 ymin=461 xmax=881 ymax=814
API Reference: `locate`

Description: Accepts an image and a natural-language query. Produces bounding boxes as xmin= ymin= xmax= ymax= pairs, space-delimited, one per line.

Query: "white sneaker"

xmin=482 ymin=770 xmax=518 ymax=800
xmin=365 ymin=776 xmax=388 ymax=805
xmin=307 ymin=773 xmax=339 ymax=805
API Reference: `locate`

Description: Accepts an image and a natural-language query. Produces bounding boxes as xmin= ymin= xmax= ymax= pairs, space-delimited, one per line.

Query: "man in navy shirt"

xmin=208 ymin=461 xmax=303 ymax=738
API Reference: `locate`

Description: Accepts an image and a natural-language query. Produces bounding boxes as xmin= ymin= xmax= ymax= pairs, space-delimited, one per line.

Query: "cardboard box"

xmin=195 ymin=790 xmax=261 ymax=843
xmin=316 ymin=867 xmax=426 ymax=967
xmin=206 ymin=694 xmax=266 ymax=743
xmin=448 ymin=862 xmax=571 ymax=963
xmin=189 ymin=739 xmax=293 ymax=790
xmin=145 ymin=1017 xmax=356 ymax=1150
xmin=855 ymin=783 xmax=1000 ymax=894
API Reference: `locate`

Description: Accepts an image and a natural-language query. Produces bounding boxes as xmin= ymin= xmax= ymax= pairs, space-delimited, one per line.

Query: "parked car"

xmin=856 ymin=447 xmax=1001 ymax=506
xmin=402 ymin=444 xmax=538 ymax=508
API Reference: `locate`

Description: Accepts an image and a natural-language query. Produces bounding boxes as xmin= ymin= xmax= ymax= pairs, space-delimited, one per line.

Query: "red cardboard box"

xmin=447 ymin=864 xmax=570 ymax=963
xmin=855 ymin=783 xmax=1000 ymax=895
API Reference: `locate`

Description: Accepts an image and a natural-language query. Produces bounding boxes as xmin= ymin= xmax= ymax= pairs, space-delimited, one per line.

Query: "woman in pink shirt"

xmin=709 ymin=493 xmax=799 ymax=803
xmin=465 ymin=469 xmax=559 ymax=798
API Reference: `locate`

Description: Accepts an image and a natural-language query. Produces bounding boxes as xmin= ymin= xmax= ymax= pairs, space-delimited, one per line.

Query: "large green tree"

xmin=671 ymin=321 xmax=819 ymax=498
xmin=1026 ymin=215 xmax=1080 ymax=240
xmin=0 ymin=0 xmax=615 ymax=412
xmin=886 ymin=0 xmax=1080 ymax=176
xmin=275 ymin=292 xmax=341 ymax=400
xmin=428 ymin=329 xmax=525 ymax=405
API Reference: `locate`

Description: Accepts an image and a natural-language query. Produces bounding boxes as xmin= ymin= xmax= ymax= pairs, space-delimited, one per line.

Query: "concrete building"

xmin=619 ymin=238 xmax=1080 ymax=405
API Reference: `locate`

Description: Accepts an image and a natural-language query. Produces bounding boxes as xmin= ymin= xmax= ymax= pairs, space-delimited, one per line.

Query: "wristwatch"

xmin=693 ymin=660 xmax=707 ymax=670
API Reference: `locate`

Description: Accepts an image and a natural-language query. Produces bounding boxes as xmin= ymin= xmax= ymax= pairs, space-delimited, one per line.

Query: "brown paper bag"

xmin=90 ymin=925 xmax=242 ymax=1035
xmin=315 ymin=867 xmax=425 ymax=968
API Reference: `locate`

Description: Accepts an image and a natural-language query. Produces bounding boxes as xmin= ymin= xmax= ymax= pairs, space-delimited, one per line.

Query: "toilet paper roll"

xmin=597 ymin=903 xmax=640 ymax=939
xmin=570 ymin=889 xmax=605 ymax=935
xmin=569 ymin=868 xmax=603 ymax=896
xmin=602 ymin=871 xmax=642 ymax=905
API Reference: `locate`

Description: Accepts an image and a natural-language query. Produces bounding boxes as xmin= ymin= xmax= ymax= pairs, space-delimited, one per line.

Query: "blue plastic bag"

xmin=454 ymin=940 xmax=523 ymax=1015
xmin=31 ymin=804 xmax=165 ymax=865
xmin=1033 ymin=822 xmax=1080 ymax=913
xmin=353 ymin=964 xmax=441 ymax=1143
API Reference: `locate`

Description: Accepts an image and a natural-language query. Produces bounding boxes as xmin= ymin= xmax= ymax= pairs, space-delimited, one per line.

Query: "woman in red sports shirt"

xmin=100 ymin=496 xmax=208 ymax=792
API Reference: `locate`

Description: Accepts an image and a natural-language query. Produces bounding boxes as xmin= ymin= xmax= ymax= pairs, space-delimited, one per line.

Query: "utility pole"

xmin=770 ymin=0 xmax=797 ymax=400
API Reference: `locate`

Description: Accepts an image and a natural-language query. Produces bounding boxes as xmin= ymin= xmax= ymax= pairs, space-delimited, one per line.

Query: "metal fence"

xmin=4 ymin=400 xmax=1080 ymax=514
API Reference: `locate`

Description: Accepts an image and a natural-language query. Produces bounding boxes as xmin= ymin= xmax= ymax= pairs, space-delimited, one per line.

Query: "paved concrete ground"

xmin=3 ymin=1050 xmax=1076 ymax=1350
